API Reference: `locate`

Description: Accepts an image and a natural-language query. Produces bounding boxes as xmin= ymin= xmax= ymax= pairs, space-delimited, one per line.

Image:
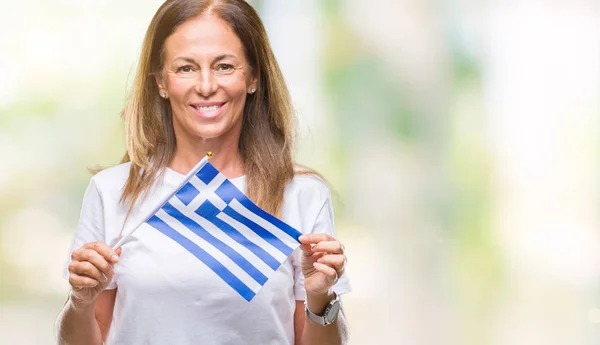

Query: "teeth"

xmin=196 ymin=105 xmax=219 ymax=113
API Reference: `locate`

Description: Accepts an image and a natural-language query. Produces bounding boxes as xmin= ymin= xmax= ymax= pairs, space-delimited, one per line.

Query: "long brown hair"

xmin=120 ymin=0 xmax=296 ymax=218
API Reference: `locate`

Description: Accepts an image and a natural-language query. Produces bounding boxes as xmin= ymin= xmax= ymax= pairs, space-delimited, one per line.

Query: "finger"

xmin=317 ymin=254 xmax=346 ymax=275
xmin=300 ymin=244 xmax=327 ymax=260
xmin=81 ymin=242 xmax=120 ymax=263
xmin=69 ymin=273 xmax=100 ymax=288
xmin=298 ymin=234 xmax=334 ymax=245
xmin=313 ymin=262 xmax=339 ymax=283
xmin=312 ymin=240 xmax=343 ymax=254
xmin=311 ymin=251 xmax=326 ymax=260
xmin=73 ymin=242 xmax=119 ymax=264
xmin=69 ymin=261 xmax=109 ymax=284
xmin=74 ymin=249 xmax=114 ymax=276
xmin=299 ymin=243 xmax=313 ymax=256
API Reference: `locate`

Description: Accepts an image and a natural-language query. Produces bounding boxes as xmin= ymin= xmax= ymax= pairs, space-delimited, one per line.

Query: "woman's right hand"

xmin=67 ymin=242 xmax=122 ymax=306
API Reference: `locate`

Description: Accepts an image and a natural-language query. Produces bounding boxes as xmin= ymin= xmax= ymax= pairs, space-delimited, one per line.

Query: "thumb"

xmin=115 ymin=247 xmax=123 ymax=257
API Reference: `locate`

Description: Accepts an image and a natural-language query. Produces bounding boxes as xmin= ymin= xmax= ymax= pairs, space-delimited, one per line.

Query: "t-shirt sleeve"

xmin=292 ymin=193 xmax=351 ymax=301
xmin=62 ymin=178 xmax=117 ymax=290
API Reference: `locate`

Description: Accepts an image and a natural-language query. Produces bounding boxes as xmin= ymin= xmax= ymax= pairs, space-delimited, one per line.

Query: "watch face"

xmin=325 ymin=301 xmax=341 ymax=324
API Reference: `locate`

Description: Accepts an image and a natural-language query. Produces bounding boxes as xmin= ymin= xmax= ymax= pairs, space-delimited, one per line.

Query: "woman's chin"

xmin=193 ymin=125 xmax=227 ymax=140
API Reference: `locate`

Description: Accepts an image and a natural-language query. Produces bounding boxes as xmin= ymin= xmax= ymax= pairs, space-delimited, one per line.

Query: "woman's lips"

xmin=190 ymin=102 xmax=226 ymax=119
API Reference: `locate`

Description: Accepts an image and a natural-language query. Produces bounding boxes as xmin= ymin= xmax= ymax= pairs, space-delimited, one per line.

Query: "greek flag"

xmin=117 ymin=156 xmax=302 ymax=301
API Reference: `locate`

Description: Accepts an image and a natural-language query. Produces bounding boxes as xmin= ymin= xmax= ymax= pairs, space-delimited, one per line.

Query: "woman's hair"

xmin=120 ymin=0 xmax=296 ymax=218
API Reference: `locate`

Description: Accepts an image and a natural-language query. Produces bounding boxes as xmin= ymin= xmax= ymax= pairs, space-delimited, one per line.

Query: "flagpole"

xmin=112 ymin=152 xmax=213 ymax=249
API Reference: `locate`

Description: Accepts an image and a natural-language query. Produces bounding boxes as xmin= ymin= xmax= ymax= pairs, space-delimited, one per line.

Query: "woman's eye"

xmin=177 ymin=65 xmax=194 ymax=73
xmin=216 ymin=64 xmax=234 ymax=72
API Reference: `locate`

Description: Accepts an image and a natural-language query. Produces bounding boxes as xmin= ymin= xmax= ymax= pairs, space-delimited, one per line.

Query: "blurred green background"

xmin=1 ymin=0 xmax=599 ymax=344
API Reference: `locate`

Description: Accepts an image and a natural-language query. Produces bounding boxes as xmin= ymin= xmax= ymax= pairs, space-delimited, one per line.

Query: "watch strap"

xmin=304 ymin=293 xmax=340 ymax=326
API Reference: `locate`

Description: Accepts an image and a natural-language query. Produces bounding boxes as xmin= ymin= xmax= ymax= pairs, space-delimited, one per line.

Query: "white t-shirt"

xmin=63 ymin=162 xmax=351 ymax=345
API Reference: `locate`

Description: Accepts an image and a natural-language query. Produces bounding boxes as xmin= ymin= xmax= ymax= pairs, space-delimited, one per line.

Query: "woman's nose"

xmin=195 ymin=69 xmax=218 ymax=97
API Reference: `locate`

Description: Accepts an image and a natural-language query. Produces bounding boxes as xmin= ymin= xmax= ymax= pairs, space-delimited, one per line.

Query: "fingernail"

xmin=299 ymin=235 xmax=307 ymax=241
xmin=111 ymin=255 xmax=119 ymax=262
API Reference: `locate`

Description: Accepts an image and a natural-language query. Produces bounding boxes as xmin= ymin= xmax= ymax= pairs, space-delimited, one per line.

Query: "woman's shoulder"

xmin=89 ymin=162 xmax=132 ymax=191
xmin=288 ymin=172 xmax=329 ymax=190
xmin=282 ymin=170 xmax=336 ymax=231
xmin=285 ymin=170 xmax=332 ymax=205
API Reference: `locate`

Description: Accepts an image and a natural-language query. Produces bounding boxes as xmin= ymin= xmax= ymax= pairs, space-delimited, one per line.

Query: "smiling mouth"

xmin=195 ymin=105 xmax=219 ymax=113
xmin=190 ymin=102 xmax=226 ymax=118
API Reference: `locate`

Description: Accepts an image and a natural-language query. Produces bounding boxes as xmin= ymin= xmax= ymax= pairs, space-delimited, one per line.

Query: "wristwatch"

xmin=304 ymin=293 xmax=341 ymax=326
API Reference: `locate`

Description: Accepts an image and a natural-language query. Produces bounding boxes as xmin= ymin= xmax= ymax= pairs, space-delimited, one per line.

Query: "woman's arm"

xmin=56 ymin=289 xmax=116 ymax=345
xmin=294 ymin=296 xmax=349 ymax=345
xmin=295 ymin=232 xmax=350 ymax=345
xmin=56 ymin=242 xmax=121 ymax=345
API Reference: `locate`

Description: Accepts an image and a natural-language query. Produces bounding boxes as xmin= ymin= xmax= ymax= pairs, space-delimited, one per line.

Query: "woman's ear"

xmin=248 ymin=76 xmax=258 ymax=94
xmin=155 ymin=73 xmax=168 ymax=99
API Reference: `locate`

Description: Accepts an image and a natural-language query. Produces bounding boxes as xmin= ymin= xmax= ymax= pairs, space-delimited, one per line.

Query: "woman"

xmin=56 ymin=0 xmax=350 ymax=344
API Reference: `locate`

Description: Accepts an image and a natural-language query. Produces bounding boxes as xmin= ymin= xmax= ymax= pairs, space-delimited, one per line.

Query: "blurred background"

xmin=1 ymin=0 xmax=599 ymax=344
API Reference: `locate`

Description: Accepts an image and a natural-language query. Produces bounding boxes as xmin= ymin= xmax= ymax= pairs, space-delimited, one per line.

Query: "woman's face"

xmin=157 ymin=12 xmax=256 ymax=142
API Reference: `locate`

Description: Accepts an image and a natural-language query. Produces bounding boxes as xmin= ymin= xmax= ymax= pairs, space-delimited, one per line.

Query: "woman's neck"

xmin=168 ymin=129 xmax=244 ymax=179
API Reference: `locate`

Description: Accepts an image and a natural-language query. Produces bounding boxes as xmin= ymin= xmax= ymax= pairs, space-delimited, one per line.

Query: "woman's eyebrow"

xmin=172 ymin=56 xmax=197 ymax=64
xmin=214 ymin=54 xmax=238 ymax=63
xmin=172 ymin=55 xmax=238 ymax=64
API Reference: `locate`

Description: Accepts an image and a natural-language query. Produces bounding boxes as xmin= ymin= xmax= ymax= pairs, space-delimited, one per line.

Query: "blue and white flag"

xmin=114 ymin=156 xmax=302 ymax=301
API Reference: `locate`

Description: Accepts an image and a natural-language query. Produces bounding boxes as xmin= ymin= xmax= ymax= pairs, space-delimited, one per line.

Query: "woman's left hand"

xmin=298 ymin=234 xmax=347 ymax=295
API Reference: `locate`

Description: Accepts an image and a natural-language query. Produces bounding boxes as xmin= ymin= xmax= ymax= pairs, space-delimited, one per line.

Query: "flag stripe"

xmin=222 ymin=205 xmax=294 ymax=256
xmin=217 ymin=212 xmax=288 ymax=263
xmin=147 ymin=215 xmax=256 ymax=301
xmin=169 ymin=197 xmax=276 ymax=276
xmin=229 ymin=199 xmax=300 ymax=247
xmin=162 ymin=202 xmax=268 ymax=285
xmin=155 ymin=209 xmax=262 ymax=292
xmin=215 ymin=179 xmax=303 ymax=241
xmin=237 ymin=198 xmax=303 ymax=241
xmin=198 ymin=201 xmax=281 ymax=270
